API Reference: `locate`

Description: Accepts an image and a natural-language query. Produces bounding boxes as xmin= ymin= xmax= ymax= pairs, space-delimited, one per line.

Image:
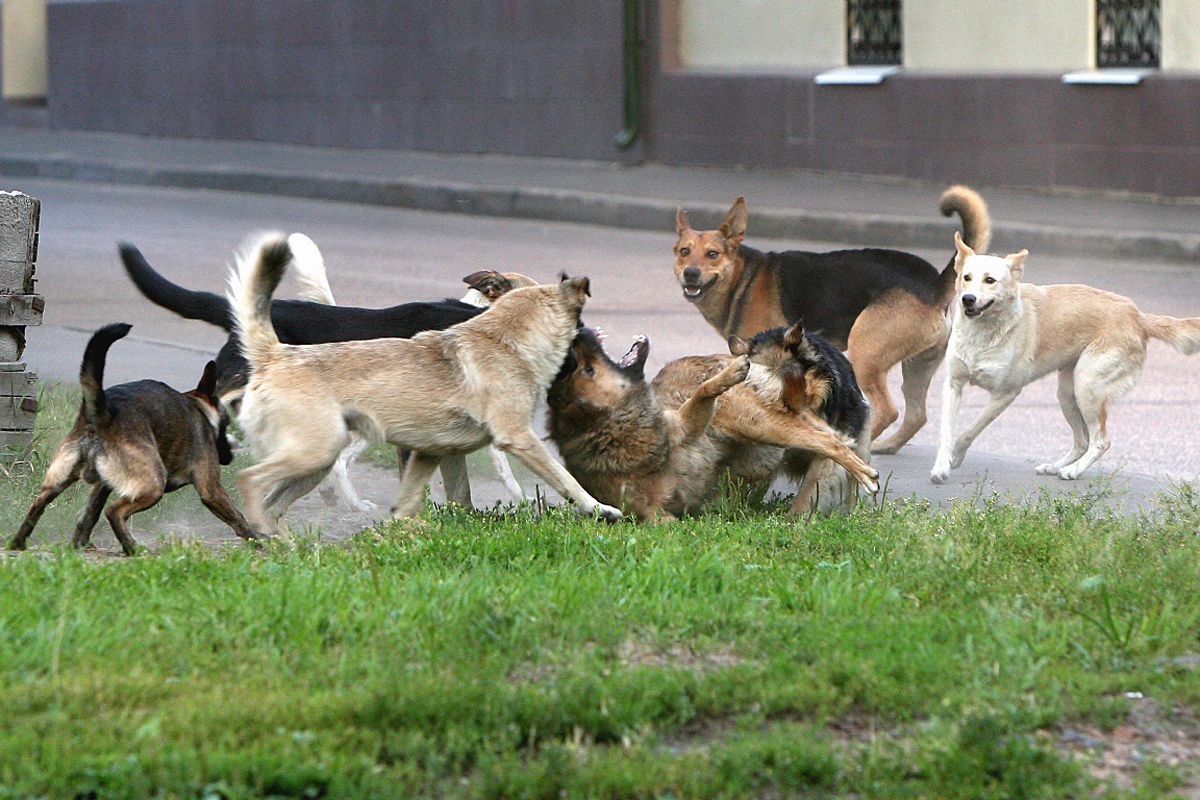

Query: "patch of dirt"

xmin=1054 ymin=692 xmax=1200 ymax=796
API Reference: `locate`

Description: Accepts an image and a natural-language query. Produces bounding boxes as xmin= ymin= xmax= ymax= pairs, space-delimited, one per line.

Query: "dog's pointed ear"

xmin=675 ymin=206 xmax=691 ymax=235
xmin=463 ymin=269 xmax=513 ymax=300
xmin=559 ymin=274 xmax=591 ymax=305
xmin=1007 ymin=249 xmax=1028 ymax=281
xmin=728 ymin=335 xmax=750 ymax=356
xmin=195 ymin=360 xmax=218 ymax=398
xmin=953 ymin=230 xmax=975 ymax=274
xmin=782 ymin=322 xmax=804 ymax=350
xmin=720 ymin=197 xmax=748 ymax=247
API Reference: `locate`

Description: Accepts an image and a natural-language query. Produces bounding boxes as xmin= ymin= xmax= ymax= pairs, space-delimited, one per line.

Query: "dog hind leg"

xmin=1036 ymin=368 xmax=1090 ymax=476
xmin=71 ymin=484 xmax=112 ymax=548
xmin=1055 ymin=347 xmax=1143 ymax=480
xmin=10 ymin=448 xmax=85 ymax=550
xmin=105 ymin=491 xmax=163 ymax=556
xmin=871 ymin=345 xmax=944 ymax=454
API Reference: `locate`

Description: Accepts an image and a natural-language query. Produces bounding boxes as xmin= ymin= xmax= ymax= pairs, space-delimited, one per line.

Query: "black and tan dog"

xmin=673 ymin=186 xmax=992 ymax=454
xmin=546 ymin=328 xmax=879 ymax=520
xmin=729 ymin=323 xmax=871 ymax=514
xmin=11 ymin=323 xmax=257 ymax=556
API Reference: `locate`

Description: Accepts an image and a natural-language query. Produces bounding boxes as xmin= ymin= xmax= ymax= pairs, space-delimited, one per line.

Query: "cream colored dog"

xmin=228 ymin=233 xmax=622 ymax=535
xmin=932 ymin=232 xmax=1200 ymax=484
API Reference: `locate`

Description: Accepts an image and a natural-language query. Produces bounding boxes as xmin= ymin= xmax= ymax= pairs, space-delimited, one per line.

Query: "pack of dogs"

xmin=11 ymin=184 xmax=1200 ymax=554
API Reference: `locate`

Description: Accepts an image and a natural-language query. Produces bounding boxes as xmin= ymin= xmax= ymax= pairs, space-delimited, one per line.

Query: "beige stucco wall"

xmin=2 ymin=0 xmax=48 ymax=103
xmin=677 ymin=0 xmax=844 ymax=69
xmin=1163 ymin=0 xmax=1200 ymax=70
xmin=905 ymin=0 xmax=1092 ymax=72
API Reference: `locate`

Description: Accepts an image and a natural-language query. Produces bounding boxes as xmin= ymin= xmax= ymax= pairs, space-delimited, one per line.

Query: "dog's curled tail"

xmin=79 ymin=322 xmax=133 ymax=426
xmin=228 ymin=232 xmax=292 ymax=369
xmin=939 ymin=186 xmax=992 ymax=255
xmin=1142 ymin=314 xmax=1200 ymax=356
xmin=288 ymin=233 xmax=336 ymax=305
xmin=937 ymin=185 xmax=993 ymax=300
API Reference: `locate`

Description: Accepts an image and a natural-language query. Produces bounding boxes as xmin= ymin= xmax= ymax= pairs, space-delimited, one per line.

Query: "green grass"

xmin=0 ymin=385 xmax=1198 ymax=798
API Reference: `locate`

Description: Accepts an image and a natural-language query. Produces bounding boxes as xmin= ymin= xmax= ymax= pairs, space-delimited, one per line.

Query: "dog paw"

xmin=590 ymin=503 xmax=623 ymax=522
xmin=860 ymin=467 xmax=880 ymax=494
xmin=1056 ymin=464 xmax=1085 ymax=481
xmin=1034 ymin=462 xmax=1058 ymax=475
xmin=727 ymin=355 xmax=751 ymax=384
xmin=930 ymin=461 xmax=950 ymax=484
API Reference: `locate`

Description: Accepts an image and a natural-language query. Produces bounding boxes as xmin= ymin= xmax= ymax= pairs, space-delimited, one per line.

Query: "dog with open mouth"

xmin=673 ymin=186 xmax=991 ymax=455
xmin=932 ymin=231 xmax=1200 ymax=483
xmin=546 ymin=327 xmax=878 ymax=520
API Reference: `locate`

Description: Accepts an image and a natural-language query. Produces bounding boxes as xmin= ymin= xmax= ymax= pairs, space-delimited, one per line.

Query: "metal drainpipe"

xmin=614 ymin=0 xmax=643 ymax=150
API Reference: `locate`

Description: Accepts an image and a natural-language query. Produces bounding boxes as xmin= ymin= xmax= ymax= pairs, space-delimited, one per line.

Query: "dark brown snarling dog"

xmin=673 ymin=186 xmax=991 ymax=454
xmin=729 ymin=323 xmax=872 ymax=514
xmin=546 ymin=328 xmax=879 ymax=520
xmin=11 ymin=323 xmax=257 ymax=556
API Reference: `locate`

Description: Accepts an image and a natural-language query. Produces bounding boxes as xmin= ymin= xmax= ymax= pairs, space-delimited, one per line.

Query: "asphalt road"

xmin=11 ymin=176 xmax=1200 ymax=527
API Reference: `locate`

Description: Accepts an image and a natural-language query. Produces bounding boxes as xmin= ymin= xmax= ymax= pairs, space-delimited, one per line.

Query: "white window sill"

xmin=1062 ymin=68 xmax=1156 ymax=85
xmin=814 ymin=66 xmax=900 ymax=85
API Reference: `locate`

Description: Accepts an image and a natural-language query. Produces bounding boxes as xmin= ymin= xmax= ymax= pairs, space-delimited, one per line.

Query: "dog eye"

xmin=963 ymin=274 xmax=972 ymax=282
xmin=983 ymin=276 xmax=996 ymax=284
xmin=678 ymin=247 xmax=690 ymax=257
xmin=583 ymin=364 xmax=595 ymax=376
xmin=706 ymin=250 xmax=719 ymax=259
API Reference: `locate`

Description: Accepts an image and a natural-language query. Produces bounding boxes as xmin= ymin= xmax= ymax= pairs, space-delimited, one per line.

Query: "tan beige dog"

xmin=931 ymin=232 xmax=1200 ymax=483
xmin=673 ymin=186 xmax=991 ymax=454
xmin=228 ymin=233 xmax=622 ymax=535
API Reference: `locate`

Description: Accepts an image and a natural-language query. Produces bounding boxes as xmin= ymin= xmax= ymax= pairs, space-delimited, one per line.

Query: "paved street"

xmin=4 ymin=169 xmax=1197 ymax=531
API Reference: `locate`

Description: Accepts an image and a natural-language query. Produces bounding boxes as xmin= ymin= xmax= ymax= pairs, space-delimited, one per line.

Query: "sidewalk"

xmin=1 ymin=125 xmax=1198 ymax=262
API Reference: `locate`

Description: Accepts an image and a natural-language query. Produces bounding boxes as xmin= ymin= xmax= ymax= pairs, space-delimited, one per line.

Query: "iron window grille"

xmin=1095 ymin=0 xmax=1160 ymax=68
xmin=846 ymin=0 xmax=901 ymax=66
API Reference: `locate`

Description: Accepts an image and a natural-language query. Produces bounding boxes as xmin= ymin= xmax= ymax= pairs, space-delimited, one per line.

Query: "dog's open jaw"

xmin=620 ymin=335 xmax=649 ymax=370
xmin=681 ymin=275 xmax=718 ymax=302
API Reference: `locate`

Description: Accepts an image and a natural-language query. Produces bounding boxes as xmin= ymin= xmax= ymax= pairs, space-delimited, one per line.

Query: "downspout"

xmin=614 ymin=0 xmax=643 ymax=150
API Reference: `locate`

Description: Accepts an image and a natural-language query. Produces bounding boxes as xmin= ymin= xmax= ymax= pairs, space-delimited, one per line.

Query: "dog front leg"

xmin=392 ymin=451 xmax=441 ymax=518
xmin=439 ymin=454 xmax=473 ymax=508
xmin=675 ymin=356 xmax=750 ymax=442
xmin=192 ymin=469 xmax=261 ymax=544
xmin=495 ymin=429 xmax=622 ymax=521
xmin=949 ymin=387 xmax=1022 ymax=472
xmin=930 ymin=370 xmax=967 ymax=484
xmin=720 ymin=410 xmax=879 ymax=495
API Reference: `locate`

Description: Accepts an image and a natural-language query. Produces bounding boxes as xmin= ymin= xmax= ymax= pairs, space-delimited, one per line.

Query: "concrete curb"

xmin=3 ymin=154 xmax=1199 ymax=263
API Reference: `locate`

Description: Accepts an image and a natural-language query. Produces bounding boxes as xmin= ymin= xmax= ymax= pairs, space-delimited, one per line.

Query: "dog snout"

xmin=961 ymin=294 xmax=977 ymax=309
xmin=682 ymin=266 xmax=701 ymax=284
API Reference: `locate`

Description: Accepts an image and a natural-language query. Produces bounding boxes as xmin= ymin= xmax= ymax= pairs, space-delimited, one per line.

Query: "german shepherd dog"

xmin=546 ymin=329 xmax=879 ymax=520
xmin=228 ymin=234 xmax=621 ymax=535
xmin=673 ymin=186 xmax=992 ymax=454
xmin=931 ymin=232 xmax=1200 ymax=483
xmin=729 ymin=323 xmax=872 ymax=513
xmin=119 ymin=239 xmax=536 ymax=509
xmin=11 ymin=324 xmax=257 ymax=555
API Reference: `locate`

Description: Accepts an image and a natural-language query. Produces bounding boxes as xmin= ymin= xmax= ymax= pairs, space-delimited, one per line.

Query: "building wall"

xmin=678 ymin=0 xmax=843 ymax=69
xmin=905 ymin=0 xmax=1092 ymax=73
xmin=21 ymin=0 xmax=627 ymax=161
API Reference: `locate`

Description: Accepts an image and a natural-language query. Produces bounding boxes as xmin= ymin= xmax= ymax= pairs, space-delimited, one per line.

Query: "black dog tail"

xmin=119 ymin=243 xmax=235 ymax=331
xmin=937 ymin=185 xmax=994 ymax=300
xmin=79 ymin=322 xmax=132 ymax=426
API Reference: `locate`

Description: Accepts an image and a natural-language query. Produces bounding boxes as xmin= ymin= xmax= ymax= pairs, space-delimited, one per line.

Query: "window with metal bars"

xmin=1095 ymin=0 xmax=1160 ymax=68
xmin=846 ymin=0 xmax=901 ymax=66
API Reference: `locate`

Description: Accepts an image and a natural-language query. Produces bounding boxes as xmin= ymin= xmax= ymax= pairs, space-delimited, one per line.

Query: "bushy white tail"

xmin=1143 ymin=314 xmax=1200 ymax=355
xmin=227 ymin=232 xmax=292 ymax=368
xmin=288 ymin=233 xmax=336 ymax=305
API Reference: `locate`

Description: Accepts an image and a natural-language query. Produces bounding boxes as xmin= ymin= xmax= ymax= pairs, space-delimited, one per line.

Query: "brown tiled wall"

xmin=33 ymin=0 xmax=627 ymax=160
xmin=648 ymin=71 xmax=1200 ymax=197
